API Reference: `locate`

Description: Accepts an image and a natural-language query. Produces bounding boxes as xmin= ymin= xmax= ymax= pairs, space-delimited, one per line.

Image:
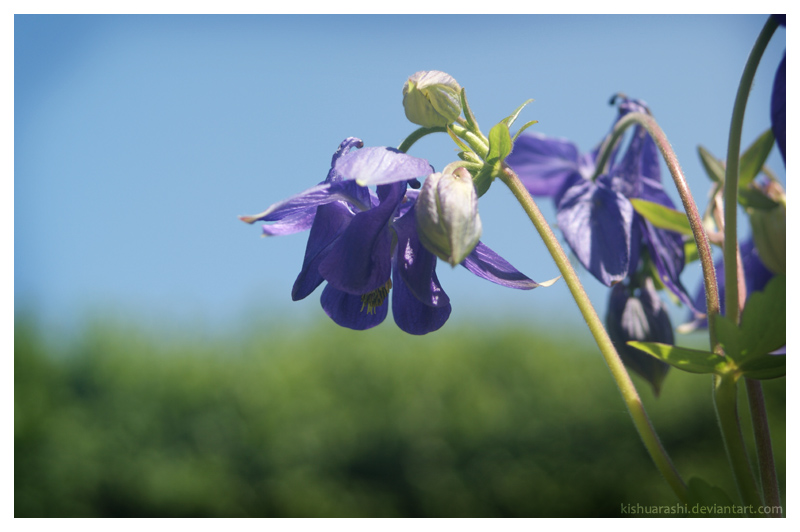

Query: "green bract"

xmin=748 ymin=181 xmax=786 ymax=274
xmin=415 ymin=166 xmax=482 ymax=266
xmin=402 ymin=71 xmax=462 ymax=127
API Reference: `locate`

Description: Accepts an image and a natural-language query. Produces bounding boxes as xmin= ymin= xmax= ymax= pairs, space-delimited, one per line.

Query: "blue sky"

xmin=14 ymin=15 xmax=786 ymax=336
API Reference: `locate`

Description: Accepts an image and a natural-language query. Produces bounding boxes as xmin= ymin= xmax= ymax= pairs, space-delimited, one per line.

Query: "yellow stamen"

xmin=360 ymin=279 xmax=393 ymax=314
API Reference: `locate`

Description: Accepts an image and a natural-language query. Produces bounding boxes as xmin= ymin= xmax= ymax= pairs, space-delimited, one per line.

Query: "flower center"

xmin=360 ymin=279 xmax=392 ymax=314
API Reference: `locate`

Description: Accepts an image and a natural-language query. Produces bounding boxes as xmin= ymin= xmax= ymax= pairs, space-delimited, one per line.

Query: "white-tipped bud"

xmin=415 ymin=166 xmax=482 ymax=266
xmin=402 ymin=71 xmax=462 ymax=128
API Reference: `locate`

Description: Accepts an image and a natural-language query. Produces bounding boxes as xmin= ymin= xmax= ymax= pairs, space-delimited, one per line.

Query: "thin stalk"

xmin=499 ymin=165 xmax=688 ymax=503
xmin=723 ymin=16 xmax=778 ymax=324
xmin=722 ymin=16 xmax=781 ymax=513
xmin=397 ymin=126 xmax=447 ymax=153
xmin=745 ymin=378 xmax=782 ymax=517
xmin=714 ymin=375 xmax=764 ymax=512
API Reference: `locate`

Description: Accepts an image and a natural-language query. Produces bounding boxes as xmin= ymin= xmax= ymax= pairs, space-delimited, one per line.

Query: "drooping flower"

xmin=507 ymin=97 xmax=695 ymax=312
xmin=606 ymin=277 xmax=673 ymax=396
xmin=240 ymin=137 xmax=542 ymax=335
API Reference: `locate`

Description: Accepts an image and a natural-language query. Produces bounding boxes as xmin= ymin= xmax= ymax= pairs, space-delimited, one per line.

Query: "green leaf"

xmin=627 ymin=342 xmax=726 ymax=375
xmin=713 ymin=314 xmax=744 ymax=364
xmin=698 ymin=145 xmax=725 ymax=184
xmin=738 ymin=275 xmax=785 ymax=361
xmin=739 ymin=354 xmax=785 ymax=380
xmin=486 ymin=122 xmax=512 ymax=165
xmin=629 ymin=198 xmax=693 ymax=236
xmin=711 ymin=276 xmax=785 ymax=372
xmin=502 ymin=99 xmax=534 ymax=129
xmin=686 ymin=478 xmax=740 ymax=517
xmin=738 ymin=129 xmax=774 ymax=188
xmin=738 ymin=186 xmax=780 ymax=211
xmin=511 ymin=120 xmax=539 ymax=143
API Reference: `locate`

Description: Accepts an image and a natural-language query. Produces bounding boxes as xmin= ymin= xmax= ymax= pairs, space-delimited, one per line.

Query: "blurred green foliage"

xmin=15 ymin=316 xmax=785 ymax=517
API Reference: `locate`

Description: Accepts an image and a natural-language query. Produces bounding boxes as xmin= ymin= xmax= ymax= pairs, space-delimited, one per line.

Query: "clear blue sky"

xmin=14 ymin=15 xmax=786 ymax=335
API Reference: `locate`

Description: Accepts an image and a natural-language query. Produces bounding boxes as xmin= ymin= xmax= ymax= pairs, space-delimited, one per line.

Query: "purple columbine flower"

xmin=507 ymin=97 xmax=695 ymax=312
xmin=240 ymin=137 xmax=542 ymax=335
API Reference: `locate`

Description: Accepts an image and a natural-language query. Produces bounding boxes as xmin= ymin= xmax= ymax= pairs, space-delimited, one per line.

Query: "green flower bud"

xmin=415 ymin=165 xmax=482 ymax=266
xmin=402 ymin=71 xmax=462 ymax=127
xmin=749 ymin=181 xmax=786 ymax=274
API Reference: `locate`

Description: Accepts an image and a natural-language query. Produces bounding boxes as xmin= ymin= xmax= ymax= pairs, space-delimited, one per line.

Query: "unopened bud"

xmin=415 ymin=166 xmax=482 ymax=266
xmin=402 ymin=71 xmax=462 ymax=127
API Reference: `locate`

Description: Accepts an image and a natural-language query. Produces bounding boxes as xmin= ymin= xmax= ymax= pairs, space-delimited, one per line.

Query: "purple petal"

xmin=642 ymin=220 xmax=697 ymax=313
xmin=627 ymin=216 xmax=643 ymax=278
xmin=557 ymin=179 xmax=633 ymax=286
xmin=771 ymin=54 xmax=786 ymax=163
xmin=606 ymin=279 xmax=672 ymax=395
xmin=318 ymin=182 xmax=406 ymax=295
xmin=604 ymin=124 xmax=658 ymax=197
xmin=292 ymin=202 xmax=354 ymax=301
xmin=391 ymin=263 xmax=451 ymax=335
xmin=638 ymin=176 xmax=676 ymax=208
xmin=320 ymin=284 xmax=387 ymax=330
xmin=686 ymin=238 xmax=775 ymax=330
xmin=326 ymin=137 xmax=364 ymax=182
xmin=260 ymin=210 xmax=316 ymax=236
xmin=461 ymin=241 xmax=540 ymax=290
xmin=391 ymin=204 xmax=450 ymax=307
xmin=616 ymin=97 xmax=650 ymax=117
xmin=334 ymin=146 xmax=433 ymax=186
xmin=506 ymin=133 xmax=585 ymax=198
xmin=640 ymin=132 xmax=661 ymax=182
xmin=239 ymin=181 xmax=369 ymax=225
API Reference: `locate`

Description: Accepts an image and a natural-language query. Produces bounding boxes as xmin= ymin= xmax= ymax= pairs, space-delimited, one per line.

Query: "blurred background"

xmin=15 ymin=14 xmax=786 ymax=517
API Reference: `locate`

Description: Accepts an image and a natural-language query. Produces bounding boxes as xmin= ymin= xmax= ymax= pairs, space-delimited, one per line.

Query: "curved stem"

xmin=397 ymin=126 xmax=447 ymax=153
xmin=596 ymin=112 xmax=721 ymax=353
xmin=722 ymin=16 xmax=781 ymax=514
xmin=714 ymin=375 xmax=764 ymax=512
xmin=723 ymin=16 xmax=778 ymax=325
xmin=499 ymin=165 xmax=688 ymax=503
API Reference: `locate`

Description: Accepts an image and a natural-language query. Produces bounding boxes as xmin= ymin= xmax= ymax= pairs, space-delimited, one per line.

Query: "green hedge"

xmin=15 ymin=317 xmax=785 ymax=517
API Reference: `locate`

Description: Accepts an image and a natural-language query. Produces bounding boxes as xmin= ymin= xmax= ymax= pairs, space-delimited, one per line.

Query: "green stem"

xmin=722 ymin=16 xmax=781 ymax=513
xmin=499 ymin=165 xmax=688 ymax=504
xmin=713 ymin=375 xmax=764 ymax=512
xmin=723 ymin=16 xmax=778 ymax=324
xmin=745 ymin=378 xmax=782 ymax=517
xmin=397 ymin=126 xmax=447 ymax=154
xmin=450 ymin=122 xmax=489 ymax=159
xmin=593 ymin=112 xmax=721 ymax=353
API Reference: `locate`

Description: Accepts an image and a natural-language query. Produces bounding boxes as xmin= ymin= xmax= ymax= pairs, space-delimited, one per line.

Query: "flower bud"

xmin=749 ymin=181 xmax=786 ymax=275
xmin=415 ymin=166 xmax=482 ymax=266
xmin=402 ymin=71 xmax=462 ymax=127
